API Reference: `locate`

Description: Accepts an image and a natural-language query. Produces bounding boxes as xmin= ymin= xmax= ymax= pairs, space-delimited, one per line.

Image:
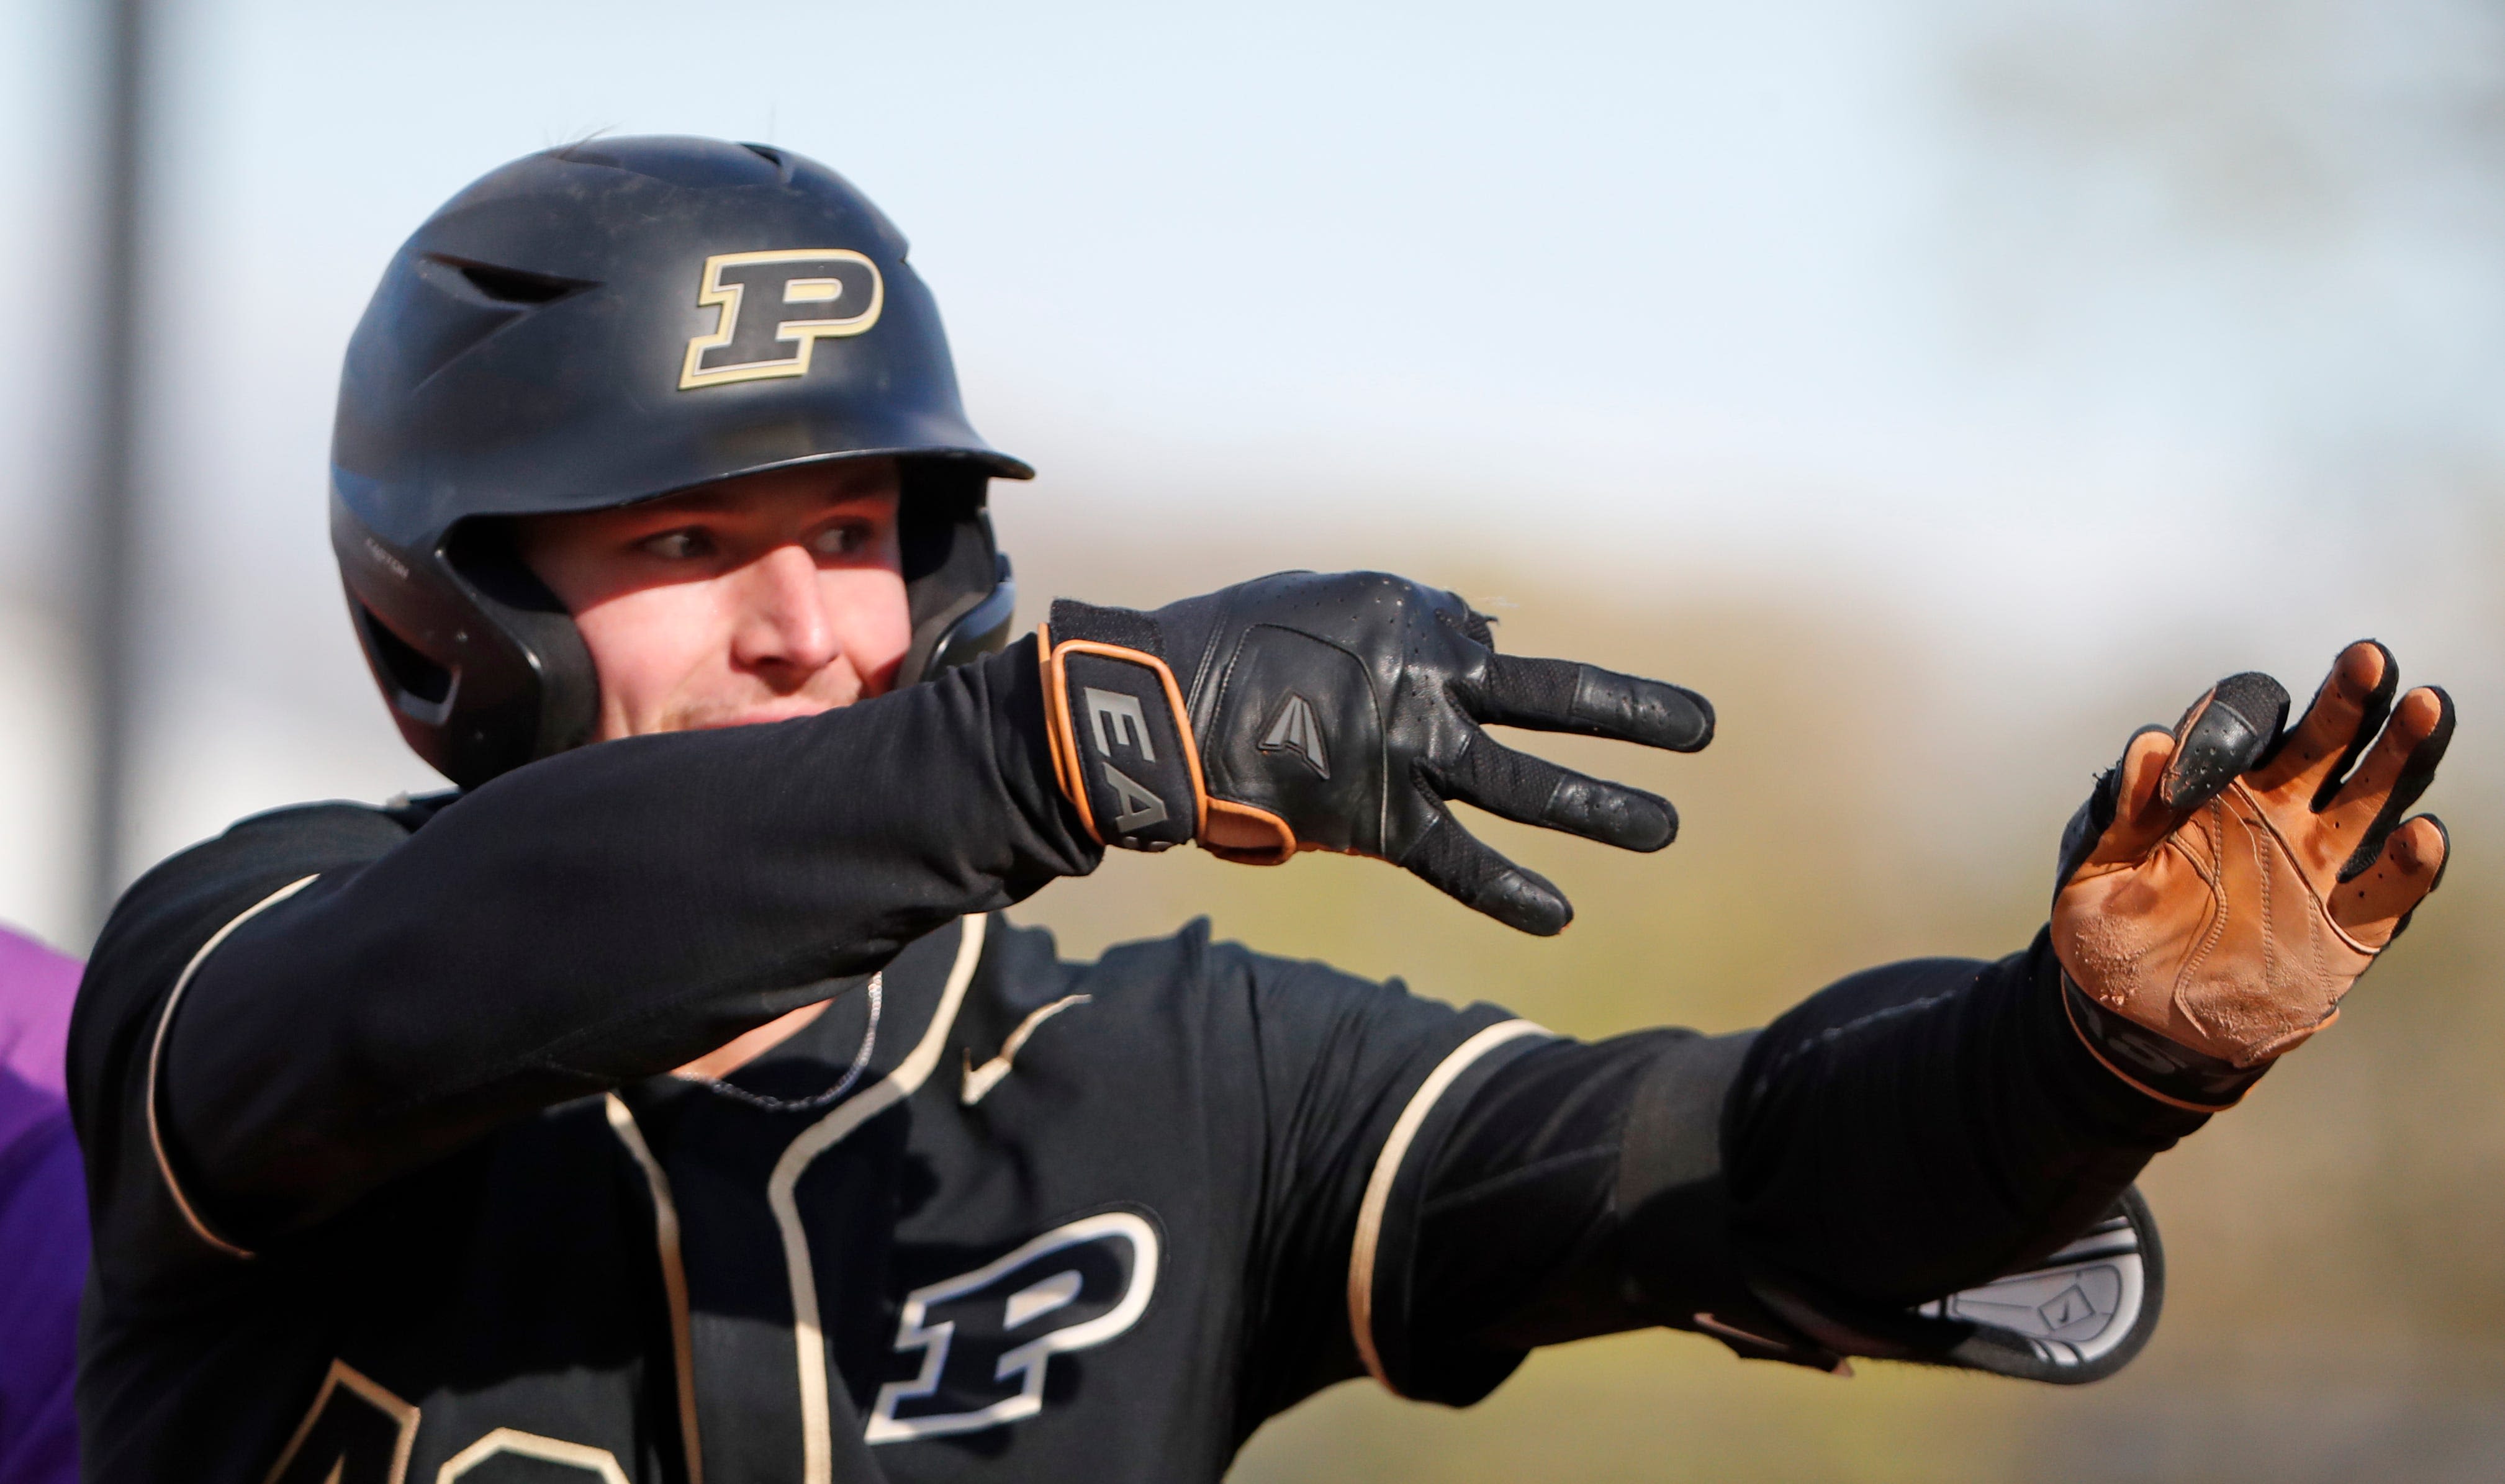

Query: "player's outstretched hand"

xmin=2051 ymin=641 xmax=2454 ymax=1109
xmin=1037 ymin=572 xmax=1713 ymax=935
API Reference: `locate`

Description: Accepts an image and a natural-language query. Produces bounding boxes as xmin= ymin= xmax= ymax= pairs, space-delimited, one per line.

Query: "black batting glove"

xmin=1037 ymin=571 xmax=1713 ymax=935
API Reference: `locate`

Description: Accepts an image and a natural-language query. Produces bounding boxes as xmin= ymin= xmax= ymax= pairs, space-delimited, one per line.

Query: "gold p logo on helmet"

xmin=679 ymin=248 xmax=885 ymax=389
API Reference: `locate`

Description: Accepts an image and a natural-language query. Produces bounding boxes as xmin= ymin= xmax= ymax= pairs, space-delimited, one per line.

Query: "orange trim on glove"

xmin=1036 ymin=626 xmax=1298 ymax=864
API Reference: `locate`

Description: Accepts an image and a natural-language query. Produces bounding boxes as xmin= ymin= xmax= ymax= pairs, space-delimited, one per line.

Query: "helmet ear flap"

xmin=439 ymin=519 xmax=599 ymax=776
xmin=334 ymin=496 xmax=597 ymax=788
xmin=895 ymin=462 xmax=1014 ymax=686
xmin=905 ymin=553 xmax=1018 ymax=685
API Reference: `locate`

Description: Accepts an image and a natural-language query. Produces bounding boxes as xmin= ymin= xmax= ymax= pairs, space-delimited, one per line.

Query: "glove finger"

xmin=2245 ymin=641 xmax=2394 ymax=803
xmin=1401 ymin=809 xmax=1574 ymax=935
xmin=2157 ymin=671 xmax=2290 ymax=810
xmin=1438 ymin=731 xmax=1677 ymax=852
xmin=2079 ymin=674 xmax=2290 ymax=871
xmin=2324 ymin=686 xmax=2455 ymax=882
xmin=1474 ymin=652 xmax=1715 ymax=752
xmin=2329 ymin=813 xmax=2449 ymax=935
xmin=2075 ymin=727 xmax=2188 ymax=870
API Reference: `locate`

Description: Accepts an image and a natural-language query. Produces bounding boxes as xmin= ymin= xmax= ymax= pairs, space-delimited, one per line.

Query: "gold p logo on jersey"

xmin=678 ymin=248 xmax=885 ymax=390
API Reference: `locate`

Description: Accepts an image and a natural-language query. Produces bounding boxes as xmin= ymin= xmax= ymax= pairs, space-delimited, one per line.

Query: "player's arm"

xmin=1697 ymin=643 xmax=2450 ymax=1356
xmin=75 ymin=643 xmax=1098 ymax=1256
xmin=1360 ymin=644 xmax=2453 ymax=1393
xmin=1332 ymin=949 xmax=2183 ymax=1403
xmin=84 ymin=566 xmax=1695 ymax=1268
xmin=1389 ymin=939 xmax=2191 ymax=1384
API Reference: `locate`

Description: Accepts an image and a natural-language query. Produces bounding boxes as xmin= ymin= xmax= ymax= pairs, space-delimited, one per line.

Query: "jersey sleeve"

xmin=68 ymin=804 xmax=417 ymax=1296
xmin=1217 ymin=942 xmax=1553 ymax=1421
xmin=71 ymin=644 xmax=1099 ymax=1285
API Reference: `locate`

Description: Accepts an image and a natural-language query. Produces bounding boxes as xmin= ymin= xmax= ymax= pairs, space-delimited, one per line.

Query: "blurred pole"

xmin=85 ymin=0 xmax=149 ymax=937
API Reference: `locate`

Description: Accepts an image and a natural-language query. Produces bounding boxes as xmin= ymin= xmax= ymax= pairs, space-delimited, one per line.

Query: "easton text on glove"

xmin=2049 ymin=641 xmax=2454 ymax=1110
xmin=1036 ymin=572 xmax=1715 ymax=935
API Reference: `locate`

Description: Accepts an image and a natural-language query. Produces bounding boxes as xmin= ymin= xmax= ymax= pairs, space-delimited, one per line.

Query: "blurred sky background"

xmin=4 ymin=0 xmax=2504 ymax=934
xmin=4 ymin=1 xmax=2505 ymax=1478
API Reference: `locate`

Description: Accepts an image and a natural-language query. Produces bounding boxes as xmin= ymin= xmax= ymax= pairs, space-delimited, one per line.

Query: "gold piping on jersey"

xmin=604 ymin=1094 xmax=704 ymax=1484
xmin=148 ymin=873 xmax=319 ymax=1259
xmin=1345 ymin=1019 xmax=1550 ymax=1393
xmin=768 ymin=913 xmax=988 ymax=1484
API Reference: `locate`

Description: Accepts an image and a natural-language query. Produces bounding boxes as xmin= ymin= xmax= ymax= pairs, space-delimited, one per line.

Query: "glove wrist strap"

xmin=1037 ymin=622 xmax=1207 ymax=852
xmin=1035 ymin=603 xmax=1319 ymax=865
xmin=2059 ymin=972 xmax=2268 ymax=1113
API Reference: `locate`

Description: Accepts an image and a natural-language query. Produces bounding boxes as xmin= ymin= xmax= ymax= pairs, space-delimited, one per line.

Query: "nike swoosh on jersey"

xmin=962 ymin=995 xmax=1093 ymax=1105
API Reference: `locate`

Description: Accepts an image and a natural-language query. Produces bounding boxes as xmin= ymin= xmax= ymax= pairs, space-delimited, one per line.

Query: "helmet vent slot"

xmin=424 ymin=254 xmax=590 ymax=307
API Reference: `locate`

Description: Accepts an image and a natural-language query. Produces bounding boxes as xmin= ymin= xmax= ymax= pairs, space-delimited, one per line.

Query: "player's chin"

xmin=666 ymin=690 xmax=864 ymax=732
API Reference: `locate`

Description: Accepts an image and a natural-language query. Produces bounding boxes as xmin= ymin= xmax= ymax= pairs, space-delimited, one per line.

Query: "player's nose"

xmin=729 ymin=543 xmax=842 ymax=678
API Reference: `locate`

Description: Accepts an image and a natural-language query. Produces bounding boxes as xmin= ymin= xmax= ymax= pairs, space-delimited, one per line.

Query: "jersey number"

xmin=263 ymin=1361 xmax=417 ymax=1484
xmin=865 ymin=1210 xmax=1161 ymax=1443
xmin=264 ymin=1362 xmax=626 ymax=1484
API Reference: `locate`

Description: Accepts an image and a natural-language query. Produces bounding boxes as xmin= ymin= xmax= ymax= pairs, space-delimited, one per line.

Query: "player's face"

xmin=517 ymin=458 xmax=909 ymax=740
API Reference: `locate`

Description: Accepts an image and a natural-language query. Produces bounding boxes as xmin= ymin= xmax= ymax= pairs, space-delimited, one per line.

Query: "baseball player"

xmin=69 ymin=137 xmax=2456 ymax=1484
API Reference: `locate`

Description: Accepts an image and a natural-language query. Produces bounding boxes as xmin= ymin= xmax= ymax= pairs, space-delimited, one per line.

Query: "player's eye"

xmin=639 ymin=528 xmax=716 ymax=561
xmin=808 ymin=521 xmax=872 ymax=559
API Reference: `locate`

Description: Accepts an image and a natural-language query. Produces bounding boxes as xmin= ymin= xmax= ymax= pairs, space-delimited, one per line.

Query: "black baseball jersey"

xmin=69 ymin=645 xmax=2201 ymax=1483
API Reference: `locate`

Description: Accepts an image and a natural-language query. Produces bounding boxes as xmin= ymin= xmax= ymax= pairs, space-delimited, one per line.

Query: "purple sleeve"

xmin=0 ymin=927 xmax=88 ymax=1484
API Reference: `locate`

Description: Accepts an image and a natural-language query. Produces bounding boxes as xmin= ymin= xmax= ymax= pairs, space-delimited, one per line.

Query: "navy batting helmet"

xmin=331 ymin=135 xmax=1030 ymax=788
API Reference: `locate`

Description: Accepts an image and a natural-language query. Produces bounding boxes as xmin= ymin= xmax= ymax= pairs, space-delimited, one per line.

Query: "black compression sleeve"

xmin=1723 ymin=928 xmax=2203 ymax=1306
xmin=1397 ymin=930 xmax=2201 ymax=1377
xmin=130 ymin=642 xmax=1096 ymax=1242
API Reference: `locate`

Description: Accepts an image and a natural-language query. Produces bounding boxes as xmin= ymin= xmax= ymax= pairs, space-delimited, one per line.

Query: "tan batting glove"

xmin=2051 ymin=642 xmax=2453 ymax=1110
